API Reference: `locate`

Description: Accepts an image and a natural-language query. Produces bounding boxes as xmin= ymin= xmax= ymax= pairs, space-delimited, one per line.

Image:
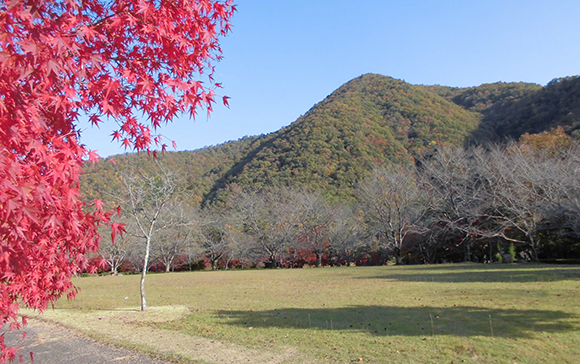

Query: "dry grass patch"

xmin=25 ymin=305 xmax=313 ymax=364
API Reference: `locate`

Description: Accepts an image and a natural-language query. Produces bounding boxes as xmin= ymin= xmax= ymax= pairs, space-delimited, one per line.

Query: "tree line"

xmin=96 ymin=129 xmax=580 ymax=277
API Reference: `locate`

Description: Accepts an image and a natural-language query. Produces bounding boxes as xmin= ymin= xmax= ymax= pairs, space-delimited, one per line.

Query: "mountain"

xmin=205 ymin=74 xmax=480 ymax=202
xmin=81 ymin=73 xmax=580 ymax=205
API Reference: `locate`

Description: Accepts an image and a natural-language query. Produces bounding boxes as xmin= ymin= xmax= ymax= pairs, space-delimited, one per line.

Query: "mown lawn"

xmin=30 ymin=264 xmax=580 ymax=363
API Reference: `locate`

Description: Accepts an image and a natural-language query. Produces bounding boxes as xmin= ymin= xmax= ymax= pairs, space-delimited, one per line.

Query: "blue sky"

xmin=79 ymin=0 xmax=580 ymax=158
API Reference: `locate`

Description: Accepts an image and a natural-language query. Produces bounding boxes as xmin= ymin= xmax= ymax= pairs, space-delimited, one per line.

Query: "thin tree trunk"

xmin=140 ymin=235 xmax=152 ymax=311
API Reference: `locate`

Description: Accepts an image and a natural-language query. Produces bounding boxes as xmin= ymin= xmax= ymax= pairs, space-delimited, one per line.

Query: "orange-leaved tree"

xmin=0 ymin=0 xmax=235 ymax=360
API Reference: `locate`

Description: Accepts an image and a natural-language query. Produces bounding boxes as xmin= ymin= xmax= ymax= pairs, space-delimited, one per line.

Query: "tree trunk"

xmin=140 ymin=235 xmax=152 ymax=311
xmin=529 ymin=235 xmax=539 ymax=262
xmin=140 ymin=268 xmax=147 ymax=311
xmin=394 ymin=247 xmax=403 ymax=265
xmin=464 ymin=238 xmax=471 ymax=262
xmin=110 ymin=260 xmax=118 ymax=275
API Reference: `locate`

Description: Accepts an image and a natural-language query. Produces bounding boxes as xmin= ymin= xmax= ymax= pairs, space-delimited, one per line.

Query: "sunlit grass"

xmin=30 ymin=264 xmax=580 ymax=363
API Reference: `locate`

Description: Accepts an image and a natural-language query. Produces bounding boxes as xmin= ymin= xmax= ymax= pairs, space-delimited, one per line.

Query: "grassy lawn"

xmin=27 ymin=264 xmax=580 ymax=363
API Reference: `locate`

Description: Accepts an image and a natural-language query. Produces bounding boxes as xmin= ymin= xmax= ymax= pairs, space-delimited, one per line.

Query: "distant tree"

xmin=418 ymin=147 xmax=494 ymax=262
xmin=220 ymin=223 xmax=250 ymax=269
xmin=499 ymin=134 xmax=580 ymax=256
xmin=99 ymin=217 xmax=137 ymax=275
xmin=231 ymin=188 xmax=298 ymax=268
xmin=326 ymin=205 xmax=363 ymax=266
xmin=478 ymin=145 xmax=549 ymax=261
xmin=153 ymin=204 xmax=195 ymax=272
xmin=194 ymin=207 xmax=233 ymax=271
xmin=294 ymin=190 xmax=334 ymax=267
xmin=411 ymin=221 xmax=450 ymax=264
xmin=124 ymin=243 xmax=146 ymax=273
xmin=552 ymin=147 xmax=580 ymax=238
xmin=357 ymin=165 xmax=424 ymax=264
xmin=518 ymin=127 xmax=573 ymax=156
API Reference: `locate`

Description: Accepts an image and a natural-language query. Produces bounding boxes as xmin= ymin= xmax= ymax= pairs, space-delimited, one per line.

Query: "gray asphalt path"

xmin=2 ymin=319 xmax=168 ymax=364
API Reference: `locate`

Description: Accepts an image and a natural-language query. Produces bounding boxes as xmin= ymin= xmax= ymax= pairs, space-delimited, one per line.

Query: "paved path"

xmin=2 ymin=319 xmax=168 ymax=364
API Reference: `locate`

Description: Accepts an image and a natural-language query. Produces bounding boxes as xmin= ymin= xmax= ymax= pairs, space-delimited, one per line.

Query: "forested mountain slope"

xmin=82 ymin=73 xmax=580 ymax=205
xmin=206 ymin=74 xmax=480 ymax=202
xmin=81 ymin=135 xmax=260 ymax=205
xmin=476 ymin=76 xmax=580 ymax=140
xmin=427 ymin=76 xmax=580 ymax=141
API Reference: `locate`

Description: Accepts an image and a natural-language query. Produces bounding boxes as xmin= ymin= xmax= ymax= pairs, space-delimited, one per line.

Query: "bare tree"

xmin=194 ymin=207 xmax=235 ymax=270
xmin=480 ymin=144 xmax=557 ymax=260
xmin=418 ymin=147 xmax=496 ymax=262
xmin=541 ymin=142 xmax=580 ymax=239
xmin=326 ymin=205 xmax=363 ymax=266
xmin=115 ymin=164 xmax=182 ymax=311
xmin=357 ymin=164 xmax=424 ymax=264
xmin=153 ymin=204 xmax=195 ymax=272
xmin=417 ymin=143 xmax=579 ymax=262
xmin=294 ymin=190 xmax=334 ymax=267
xmin=230 ymin=188 xmax=298 ymax=268
xmin=98 ymin=217 xmax=137 ymax=275
xmin=180 ymin=238 xmax=205 ymax=271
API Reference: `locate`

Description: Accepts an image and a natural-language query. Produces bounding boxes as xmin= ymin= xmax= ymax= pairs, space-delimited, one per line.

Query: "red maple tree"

xmin=0 ymin=0 xmax=235 ymax=360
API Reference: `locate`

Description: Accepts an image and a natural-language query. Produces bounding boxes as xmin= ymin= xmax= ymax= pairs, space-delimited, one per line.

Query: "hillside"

xmin=425 ymin=81 xmax=542 ymax=114
xmin=426 ymin=76 xmax=580 ymax=141
xmin=82 ymin=73 xmax=580 ymax=205
xmin=206 ymin=74 xmax=480 ymax=202
xmin=476 ymin=76 xmax=580 ymax=140
xmin=81 ymin=135 xmax=260 ymax=205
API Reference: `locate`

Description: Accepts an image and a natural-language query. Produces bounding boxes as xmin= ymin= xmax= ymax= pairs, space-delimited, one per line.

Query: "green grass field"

xmin=28 ymin=264 xmax=580 ymax=363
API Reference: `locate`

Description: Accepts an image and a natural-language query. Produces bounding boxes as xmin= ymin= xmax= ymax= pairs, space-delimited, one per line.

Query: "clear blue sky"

xmin=79 ymin=0 xmax=580 ymax=158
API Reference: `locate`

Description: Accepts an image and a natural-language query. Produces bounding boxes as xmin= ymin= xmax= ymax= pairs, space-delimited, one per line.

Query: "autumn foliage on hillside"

xmin=0 ymin=0 xmax=234 ymax=360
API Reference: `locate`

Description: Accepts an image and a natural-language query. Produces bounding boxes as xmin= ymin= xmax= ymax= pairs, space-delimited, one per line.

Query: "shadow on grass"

xmin=359 ymin=265 xmax=580 ymax=283
xmin=214 ymin=305 xmax=579 ymax=338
